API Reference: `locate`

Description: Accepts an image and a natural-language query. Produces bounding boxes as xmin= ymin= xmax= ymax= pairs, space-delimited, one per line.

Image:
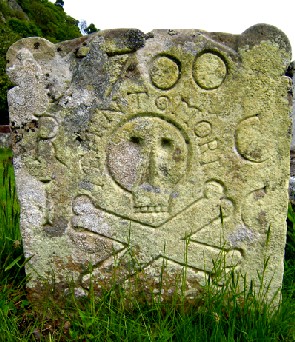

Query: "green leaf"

xmin=4 ymin=254 xmax=23 ymax=271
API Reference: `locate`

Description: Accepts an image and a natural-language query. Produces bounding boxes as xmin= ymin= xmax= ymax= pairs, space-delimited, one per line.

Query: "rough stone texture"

xmin=5 ymin=25 xmax=292 ymax=302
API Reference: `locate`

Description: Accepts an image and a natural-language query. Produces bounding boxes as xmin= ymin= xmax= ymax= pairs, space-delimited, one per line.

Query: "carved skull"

xmin=107 ymin=115 xmax=189 ymax=213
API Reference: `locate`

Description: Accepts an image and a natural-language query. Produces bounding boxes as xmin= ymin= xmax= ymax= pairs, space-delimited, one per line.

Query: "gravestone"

xmin=6 ymin=24 xmax=292 ymax=302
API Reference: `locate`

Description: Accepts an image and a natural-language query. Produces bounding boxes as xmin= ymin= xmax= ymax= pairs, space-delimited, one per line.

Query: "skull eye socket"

xmin=161 ymin=138 xmax=172 ymax=148
xmin=130 ymin=136 xmax=142 ymax=144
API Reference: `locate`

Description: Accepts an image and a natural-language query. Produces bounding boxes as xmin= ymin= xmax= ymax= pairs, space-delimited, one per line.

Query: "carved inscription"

xmin=127 ymin=92 xmax=149 ymax=111
xmin=194 ymin=120 xmax=212 ymax=137
xmin=155 ymin=96 xmax=170 ymax=111
xmin=195 ymin=120 xmax=219 ymax=165
xmin=38 ymin=116 xmax=58 ymax=139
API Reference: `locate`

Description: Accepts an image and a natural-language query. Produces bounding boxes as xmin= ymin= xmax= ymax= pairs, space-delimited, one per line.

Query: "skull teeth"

xmin=134 ymin=205 xmax=168 ymax=213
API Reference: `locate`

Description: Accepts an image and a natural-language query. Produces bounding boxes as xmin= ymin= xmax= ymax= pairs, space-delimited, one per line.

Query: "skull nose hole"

xmin=161 ymin=138 xmax=172 ymax=148
xmin=130 ymin=136 xmax=142 ymax=144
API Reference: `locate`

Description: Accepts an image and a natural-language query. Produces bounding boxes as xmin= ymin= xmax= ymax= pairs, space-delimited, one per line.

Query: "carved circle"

xmin=194 ymin=121 xmax=212 ymax=137
xmin=235 ymin=116 xmax=271 ymax=163
xmin=150 ymin=56 xmax=180 ymax=90
xmin=193 ymin=52 xmax=227 ymax=90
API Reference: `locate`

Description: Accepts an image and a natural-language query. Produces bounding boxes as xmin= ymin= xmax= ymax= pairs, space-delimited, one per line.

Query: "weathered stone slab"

xmin=6 ymin=24 xmax=292 ymax=302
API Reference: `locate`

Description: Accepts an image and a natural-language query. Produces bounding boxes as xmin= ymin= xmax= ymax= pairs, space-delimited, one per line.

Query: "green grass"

xmin=0 ymin=148 xmax=295 ymax=341
xmin=0 ymin=149 xmax=25 ymax=285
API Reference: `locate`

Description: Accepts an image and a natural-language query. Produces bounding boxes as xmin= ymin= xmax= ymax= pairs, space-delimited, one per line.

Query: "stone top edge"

xmin=5 ymin=23 xmax=292 ymax=62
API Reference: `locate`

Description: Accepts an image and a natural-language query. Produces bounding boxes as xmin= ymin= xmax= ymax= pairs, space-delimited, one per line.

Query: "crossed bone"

xmin=71 ymin=180 xmax=242 ymax=281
